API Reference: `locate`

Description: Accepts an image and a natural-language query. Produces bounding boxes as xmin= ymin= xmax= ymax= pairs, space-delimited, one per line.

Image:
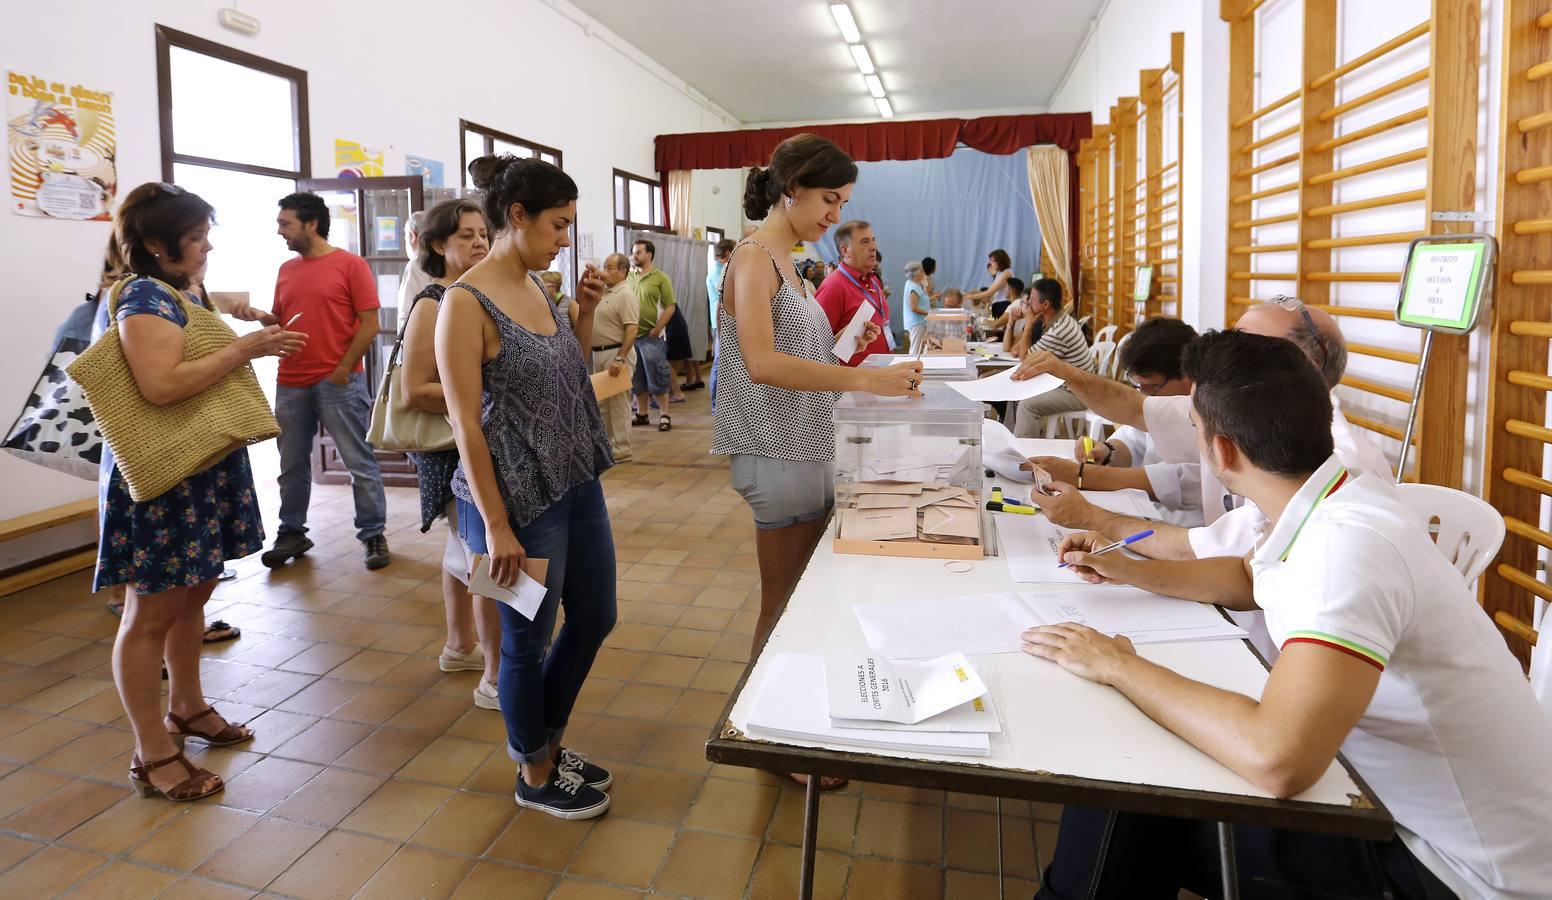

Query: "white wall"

xmin=0 ymin=0 xmax=741 ymax=521
xmin=1046 ymin=0 xmax=1227 ymax=333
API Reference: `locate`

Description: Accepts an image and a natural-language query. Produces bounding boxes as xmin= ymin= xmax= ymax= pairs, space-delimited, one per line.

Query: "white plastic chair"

xmin=1094 ymin=324 xmax=1119 ymax=345
xmin=1390 ymin=483 xmax=1506 ymax=585
xmin=1108 ymin=332 xmax=1132 ymax=380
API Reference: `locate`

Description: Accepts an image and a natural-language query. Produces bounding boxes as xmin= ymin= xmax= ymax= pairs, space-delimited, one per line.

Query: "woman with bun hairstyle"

xmin=436 ymin=155 xmax=616 ymax=820
xmin=714 ymin=133 xmax=924 ymax=661
xmin=98 ymin=182 xmax=306 ymax=801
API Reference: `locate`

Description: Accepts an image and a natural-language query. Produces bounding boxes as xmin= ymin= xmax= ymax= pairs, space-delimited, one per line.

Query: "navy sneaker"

xmin=516 ymin=769 xmax=610 ymax=819
xmin=558 ymin=747 xmax=612 ymax=790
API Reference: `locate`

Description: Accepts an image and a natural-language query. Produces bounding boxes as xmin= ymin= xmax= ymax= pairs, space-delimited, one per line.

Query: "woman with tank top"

xmin=713 ymin=134 xmax=924 ymax=659
xmin=437 ymin=155 xmax=616 ymax=821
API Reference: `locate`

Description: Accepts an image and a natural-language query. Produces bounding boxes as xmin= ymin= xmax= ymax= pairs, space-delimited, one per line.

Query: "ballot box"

xmin=832 ymin=381 xmax=985 ymax=560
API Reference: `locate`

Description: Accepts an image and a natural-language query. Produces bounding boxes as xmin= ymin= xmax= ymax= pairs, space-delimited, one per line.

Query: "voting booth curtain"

xmin=654 ymin=112 xmax=1092 ymax=285
xmin=808 ymin=146 xmax=1041 ymax=334
xmin=630 ymin=229 xmax=711 ymax=361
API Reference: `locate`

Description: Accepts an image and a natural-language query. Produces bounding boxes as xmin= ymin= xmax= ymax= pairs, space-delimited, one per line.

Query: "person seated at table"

xmin=1002 ymin=278 xmax=1093 ymax=437
xmin=1022 ymin=317 xmax=1202 ymax=527
xmin=1011 ymin=299 xmax=1389 ymax=562
xmin=1027 ymin=330 xmax=1552 ymax=899
xmin=983 ymin=278 xmax=1030 ymax=352
xmin=940 ymin=287 xmax=964 ymax=309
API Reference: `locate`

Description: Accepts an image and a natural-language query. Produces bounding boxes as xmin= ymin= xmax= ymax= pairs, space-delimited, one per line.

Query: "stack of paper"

xmin=823 ymin=651 xmax=987 ymax=725
xmin=840 ymin=482 xmax=981 ymax=544
xmin=744 ymin=653 xmax=992 ymax=755
xmin=852 ymin=587 xmax=1248 ymax=660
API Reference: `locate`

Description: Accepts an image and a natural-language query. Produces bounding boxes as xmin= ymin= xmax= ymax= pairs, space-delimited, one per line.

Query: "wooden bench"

xmin=0 ymin=497 xmax=98 ymax=597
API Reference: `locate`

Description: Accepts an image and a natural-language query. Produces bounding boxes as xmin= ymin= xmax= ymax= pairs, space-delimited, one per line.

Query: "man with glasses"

xmin=1008 ymin=300 xmax=1390 ymax=562
xmin=1021 ymin=317 xmax=1204 ymax=527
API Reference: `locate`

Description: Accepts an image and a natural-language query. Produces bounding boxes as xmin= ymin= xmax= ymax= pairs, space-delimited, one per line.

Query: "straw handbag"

xmin=367 ymin=292 xmax=455 ymax=453
xmin=66 ymin=276 xmax=279 ymax=502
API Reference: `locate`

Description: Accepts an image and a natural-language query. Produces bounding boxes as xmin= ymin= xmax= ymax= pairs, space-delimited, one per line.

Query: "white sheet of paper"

xmin=866 ymin=355 xmax=968 ymax=371
xmin=745 ymin=653 xmax=991 ymax=756
xmin=833 ymin=690 xmax=1002 ymax=734
xmin=1022 ymin=587 xmax=1249 ymax=644
xmin=983 ymin=419 xmax=1035 ymax=483
xmin=832 ymin=300 xmax=877 ymax=360
xmin=948 ymin=367 xmax=1065 ymax=402
xmin=824 ymin=651 xmax=988 ymax=724
xmin=994 ymin=513 xmax=1096 ymax=584
xmin=854 ymin=593 xmax=1035 ymax=659
xmin=468 ymin=559 xmax=549 ymax=621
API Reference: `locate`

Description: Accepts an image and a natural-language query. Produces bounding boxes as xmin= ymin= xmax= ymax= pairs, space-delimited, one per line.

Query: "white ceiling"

xmin=568 ymin=0 xmax=1105 ymax=125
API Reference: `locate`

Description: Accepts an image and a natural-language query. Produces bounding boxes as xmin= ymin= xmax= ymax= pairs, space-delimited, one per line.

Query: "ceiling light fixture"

xmin=829 ymin=3 xmax=861 ymax=44
xmin=875 ymin=97 xmax=894 ymax=118
xmin=864 ymin=74 xmax=885 ymax=98
xmin=850 ymin=43 xmax=876 ymax=76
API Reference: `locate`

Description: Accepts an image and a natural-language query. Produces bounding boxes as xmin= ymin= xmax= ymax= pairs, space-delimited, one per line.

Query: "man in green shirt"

xmin=630 ymin=239 xmax=675 ymax=431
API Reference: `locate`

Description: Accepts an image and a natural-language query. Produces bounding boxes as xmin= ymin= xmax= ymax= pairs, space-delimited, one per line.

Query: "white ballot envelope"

xmin=468 ymin=556 xmax=550 ymax=621
xmin=832 ymin=300 xmax=877 ymax=360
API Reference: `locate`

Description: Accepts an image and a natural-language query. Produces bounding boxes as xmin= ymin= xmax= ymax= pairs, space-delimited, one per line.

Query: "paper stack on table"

xmin=853 ymin=587 xmax=1248 ymax=660
xmin=840 ymin=481 xmax=981 ymax=544
xmin=823 ymin=651 xmax=987 ymax=725
xmin=744 ymin=653 xmax=992 ymax=755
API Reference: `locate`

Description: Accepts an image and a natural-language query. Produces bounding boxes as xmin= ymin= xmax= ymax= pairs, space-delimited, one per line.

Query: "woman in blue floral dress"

xmin=94 ymin=183 xmax=306 ymax=802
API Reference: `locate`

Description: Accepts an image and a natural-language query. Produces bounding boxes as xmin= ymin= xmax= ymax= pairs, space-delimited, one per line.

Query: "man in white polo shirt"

xmin=1013 ymin=299 xmax=1389 ymax=561
xmin=1024 ymin=331 xmax=1552 ymax=899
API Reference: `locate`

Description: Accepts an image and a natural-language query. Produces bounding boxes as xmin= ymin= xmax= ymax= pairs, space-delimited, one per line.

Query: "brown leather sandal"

xmin=129 ymin=751 xmax=224 ymax=801
xmin=165 ymin=706 xmax=254 ymax=747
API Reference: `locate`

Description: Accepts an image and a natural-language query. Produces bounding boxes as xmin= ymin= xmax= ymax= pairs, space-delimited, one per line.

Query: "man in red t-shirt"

xmin=259 ymin=192 xmax=389 ymax=571
xmin=815 ymin=220 xmax=892 ymax=366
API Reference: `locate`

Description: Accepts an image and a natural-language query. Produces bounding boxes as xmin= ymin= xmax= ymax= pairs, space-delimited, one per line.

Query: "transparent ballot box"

xmin=925 ymin=310 xmax=970 ymax=354
xmin=832 ymin=382 xmax=985 ymax=560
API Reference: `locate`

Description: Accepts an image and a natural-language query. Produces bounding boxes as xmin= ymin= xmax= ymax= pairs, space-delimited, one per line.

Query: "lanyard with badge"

xmin=836 ymin=266 xmax=895 ymax=351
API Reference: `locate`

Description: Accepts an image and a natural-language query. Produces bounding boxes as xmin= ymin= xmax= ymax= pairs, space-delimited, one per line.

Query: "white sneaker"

xmin=473 ymin=678 xmax=501 ymax=710
xmin=440 ymin=645 xmax=485 ymax=673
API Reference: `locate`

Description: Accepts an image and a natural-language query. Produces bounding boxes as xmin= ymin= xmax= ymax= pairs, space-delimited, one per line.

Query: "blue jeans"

xmin=457 ymin=479 xmax=617 ymax=765
xmin=274 ymin=370 xmax=387 ymax=542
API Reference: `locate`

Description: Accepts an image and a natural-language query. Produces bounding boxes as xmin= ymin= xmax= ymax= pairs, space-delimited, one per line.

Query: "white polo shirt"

xmin=1108 ymin=426 xmax=1203 ymax=527
xmin=1249 ymin=457 xmax=1552 ymax=899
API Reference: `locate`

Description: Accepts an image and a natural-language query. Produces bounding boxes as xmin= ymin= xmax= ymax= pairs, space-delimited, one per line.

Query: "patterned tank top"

xmin=449 ymin=276 xmax=613 ymax=528
xmin=711 ymin=241 xmax=839 ymax=462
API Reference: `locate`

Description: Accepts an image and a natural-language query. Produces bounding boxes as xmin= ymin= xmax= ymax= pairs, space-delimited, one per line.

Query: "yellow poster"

xmin=334 ymin=139 xmax=383 ymax=178
xmin=7 ymin=71 xmax=117 ymax=220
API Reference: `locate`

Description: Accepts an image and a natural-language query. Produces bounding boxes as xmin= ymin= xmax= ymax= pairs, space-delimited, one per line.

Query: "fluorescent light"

xmin=830 ymin=4 xmax=861 ymax=44
xmin=850 ymin=43 xmax=876 ymax=75
xmin=864 ymin=74 xmax=885 ymax=98
xmin=876 ymin=96 xmax=894 ymax=118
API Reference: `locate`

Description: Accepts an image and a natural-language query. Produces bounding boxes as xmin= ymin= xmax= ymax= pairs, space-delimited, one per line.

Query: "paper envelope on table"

xmin=590 ymin=367 xmax=632 ymax=400
xmin=855 ymin=493 xmax=917 ymax=510
xmin=920 ymin=505 xmax=980 ymax=539
xmin=841 ymin=507 xmax=916 ymax=541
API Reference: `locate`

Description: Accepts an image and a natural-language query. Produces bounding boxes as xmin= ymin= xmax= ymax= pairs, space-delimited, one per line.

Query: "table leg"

xmin=995 ymin=798 xmax=1005 ymax=900
xmin=1217 ymin=821 xmax=1240 ymax=900
xmin=798 ymin=775 xmax=822 ymax=900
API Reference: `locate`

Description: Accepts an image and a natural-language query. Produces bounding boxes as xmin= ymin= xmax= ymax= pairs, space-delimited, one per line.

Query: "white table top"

xmin=724 ymin=437 xmax=1368 ymax=812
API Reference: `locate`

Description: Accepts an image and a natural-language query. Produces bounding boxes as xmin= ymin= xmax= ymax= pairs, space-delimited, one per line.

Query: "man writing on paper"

xmin=1010 ymin=300 xmax=1389 ymax=562
xmin=816 ymin=220 xmax=891 ymax=365
xmin=1021 ymin=317 xmax=1203 ymax=527
xmin=591 ymin=253 xmax=639 ymax=461
xmin=1024 ymin=330 xmax=1552 ymax=899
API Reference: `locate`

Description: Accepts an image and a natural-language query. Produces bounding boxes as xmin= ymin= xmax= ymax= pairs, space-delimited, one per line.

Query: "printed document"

xmin=823 ymin=652 xmax=986 ymax=725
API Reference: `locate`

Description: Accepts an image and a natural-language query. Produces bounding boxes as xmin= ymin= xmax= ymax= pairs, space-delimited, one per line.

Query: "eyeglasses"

xmin=154 ymin=182 xmax=186 ymax=196
xmin=1269 ymin=295 xmax=1328 ymax=373
xmin=1128 ymin=377 xmax=1168 ymax=396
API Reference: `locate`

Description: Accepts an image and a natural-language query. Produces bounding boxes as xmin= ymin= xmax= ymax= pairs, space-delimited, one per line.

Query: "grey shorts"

xmin=632 ymin=334 xmax=672 ymax=396
xmin=729 ymin=455 xmax=836 ymax=530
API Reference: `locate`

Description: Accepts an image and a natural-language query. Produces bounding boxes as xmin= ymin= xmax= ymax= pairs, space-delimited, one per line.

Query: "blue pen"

xmin=1058 ymin=529 xmax=1154 ymax=568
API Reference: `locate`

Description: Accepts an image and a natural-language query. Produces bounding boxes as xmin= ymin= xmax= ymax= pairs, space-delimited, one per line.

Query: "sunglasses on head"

xmin=1269 ymin=295 xmax=1328 ymax=373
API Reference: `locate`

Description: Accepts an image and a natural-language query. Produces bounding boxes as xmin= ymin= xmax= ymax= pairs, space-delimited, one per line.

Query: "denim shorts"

xmin=729 ymin=455 xmax=835 ymax=530
xmin=632 ymin=334 xmax=672 ymax=396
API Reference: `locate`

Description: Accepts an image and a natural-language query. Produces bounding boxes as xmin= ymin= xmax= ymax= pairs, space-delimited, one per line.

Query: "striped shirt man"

xmin=1034 ymin=313 xmax=1095 ymax=372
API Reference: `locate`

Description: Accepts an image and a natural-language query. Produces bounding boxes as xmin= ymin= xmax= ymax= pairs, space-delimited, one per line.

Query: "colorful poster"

xmin=7 ymin=71 xmax=117 ymax=220
xmin=334 ymin=139 xmax=383 ymax=178
xmin=404 ymin=154 xmax=443 ymax=189
xmin=375 ymin=216 xmax=399 ymax=253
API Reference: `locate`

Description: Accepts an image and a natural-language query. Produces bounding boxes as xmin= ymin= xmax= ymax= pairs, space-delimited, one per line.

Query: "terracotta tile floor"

xmin=0 ymin=388 xmax=1061 ymax=898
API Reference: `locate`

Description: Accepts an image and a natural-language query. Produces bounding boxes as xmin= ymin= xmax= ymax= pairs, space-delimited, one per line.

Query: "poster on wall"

xmin=7 ymin=71 xmax=117 ymax=220
xmin=405 ymin=154 xmax=443 ymax=189
xmin=334 ymin=139 xmax=383 ymax=178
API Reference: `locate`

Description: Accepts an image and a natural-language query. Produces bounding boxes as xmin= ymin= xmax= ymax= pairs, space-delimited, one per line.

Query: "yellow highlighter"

xmin=1082 ymin=436 xmax=1095 ymax=461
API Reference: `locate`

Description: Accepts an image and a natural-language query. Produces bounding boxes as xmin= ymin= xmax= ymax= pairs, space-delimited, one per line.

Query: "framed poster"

xmin=1394 ymin=235 xmax=1495 ymax=335
xmin=7 ymin=71 xmax=117 ymax=220
xmin=1133 ymin=265 xmax=1154 ymax=302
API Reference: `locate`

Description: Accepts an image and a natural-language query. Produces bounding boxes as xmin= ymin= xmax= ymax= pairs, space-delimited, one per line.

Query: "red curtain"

xmin=655 ymin=112 xmax=1092 ymax=287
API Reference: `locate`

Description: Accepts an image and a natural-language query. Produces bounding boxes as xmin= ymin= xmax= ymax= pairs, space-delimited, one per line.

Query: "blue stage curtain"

xmin=811 ymin=145 xmax=1040 ymax=334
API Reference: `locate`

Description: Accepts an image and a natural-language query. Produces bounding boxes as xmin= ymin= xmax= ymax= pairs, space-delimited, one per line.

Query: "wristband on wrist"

xmin=1101 ymin=440 xmax=1116 ymax=466
xmin=1077 ymin=460 xmax=1086 ymax=490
